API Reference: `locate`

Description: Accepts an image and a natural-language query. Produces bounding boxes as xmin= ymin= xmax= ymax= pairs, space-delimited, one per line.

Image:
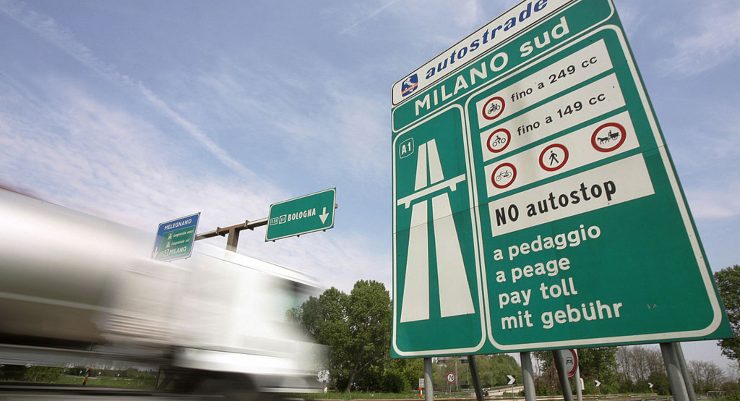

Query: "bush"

xmin=0 ymin=365 xmax=27 ymax=381
xmin=23 ymin=367 xmax=63 ymax=383
xmin=717 ymin=392 xmax=740 ymax=401
xmin=381 ymin=370 xmax=407 ymax=393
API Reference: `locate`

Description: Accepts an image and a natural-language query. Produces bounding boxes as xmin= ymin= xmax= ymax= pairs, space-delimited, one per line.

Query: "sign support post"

xmin=661 ymin=343 xmax=689 ymax=401
xmin=195 ymin=218 xmax=268 ymax=252
xmin=520 ymin=352 xmax=537 ymax=401
xmin=467 ymin=355 xmax=484 ymax=401
xmin=424 ymin=358 xmax=434 ymax=401
xmin=676 ymin=343 xmax=697 ymax=401
xmin=225 ymin=226 xmax=241 ymax=252
xmin=574 ymin=350 xmax=583 ymax=401
xmin=553 ymin=350 xmax=574 ymax=401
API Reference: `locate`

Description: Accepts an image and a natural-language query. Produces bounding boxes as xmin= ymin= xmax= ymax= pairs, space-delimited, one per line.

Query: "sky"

xmin=1 ymin=0 xmax=738 ymax=377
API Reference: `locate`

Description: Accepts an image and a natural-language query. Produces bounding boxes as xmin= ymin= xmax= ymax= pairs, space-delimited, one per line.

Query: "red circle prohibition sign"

xmin=491 ymin=162 xmax=517 ymax=189
xmin=486 ymin=128 xmax=511 ymax=154
xmin=567 ymin=349 xmax=579 ymax=378
xmin=591 ymin=122 xmax=627 ymax=152
xmin=538 ymin=143 xmax=569 ymax=172
xmin=482 ymin=96 xmax=506 ymax=121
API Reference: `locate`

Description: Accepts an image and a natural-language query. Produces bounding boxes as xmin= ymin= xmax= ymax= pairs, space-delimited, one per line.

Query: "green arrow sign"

xmin=391 ymin=0 xmax=730 ymax=357
xmin=266 ymin=188 xmax=336 ymax=241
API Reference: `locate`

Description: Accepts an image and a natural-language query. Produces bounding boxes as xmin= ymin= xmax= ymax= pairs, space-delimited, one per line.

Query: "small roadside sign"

xmin=266 ymin=188 xmax=336 ymax=241
xmin=446 ymin=373 xmax=455 ymax=384
xmin=565 ymin=349 xmax=578 ymax=378
xmin=152 ymin=213 xmax=200 ymax=261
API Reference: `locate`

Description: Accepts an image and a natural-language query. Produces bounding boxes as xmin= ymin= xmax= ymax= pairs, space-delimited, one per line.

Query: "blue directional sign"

xmin=152 ymin=213 xmax=200 ymax=261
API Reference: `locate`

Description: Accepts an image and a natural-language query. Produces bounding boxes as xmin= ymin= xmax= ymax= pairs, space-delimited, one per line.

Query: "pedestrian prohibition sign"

xmin=391 ymin=0 xmax=730 ymax=357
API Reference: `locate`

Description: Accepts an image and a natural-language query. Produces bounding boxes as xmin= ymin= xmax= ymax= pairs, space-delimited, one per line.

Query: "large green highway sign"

xmin=266 ymin=188 xmax=336 ymax=241
xmin=391 ymin=0 xmax=730 ymax=357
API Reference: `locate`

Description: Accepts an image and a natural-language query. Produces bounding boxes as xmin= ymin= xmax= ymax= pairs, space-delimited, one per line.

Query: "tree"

xmin=343 ymin=280 xmax=392 ymax=391
xmin=715 ymin=265 xmax=740 ymax=366
xmin=383 ymin=358 xmax=423 ymax=392
xmin=293 ymin=281 xmax=392 ymax=392
xmin=688 ymin=360 xmax=726 ymax=393
xmin=428 ymin=355 xmax=519 ymax=392
xmin=478 ymin=355 xmax=521 ymax=387
xmin=616 ymin=346 xmax=666 ymax=393
xmin=294 ymin=287 xmax=351 ymax=389
xmin=578 ymin=347 xmax=618 ymax=393
xmin=534 ymin=348 xmax=619 ymax=395
xmin=533 ymin=351 xmax=559 ymax=395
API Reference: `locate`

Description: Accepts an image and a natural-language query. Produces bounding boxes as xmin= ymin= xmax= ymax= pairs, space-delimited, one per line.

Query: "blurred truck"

xmin=0 ymin=187 xmax=324 ymax=399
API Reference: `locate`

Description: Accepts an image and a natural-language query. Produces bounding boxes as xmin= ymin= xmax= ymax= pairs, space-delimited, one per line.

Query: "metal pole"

xmin=455 ymin=357 xmax=459 ymax=392
xmin=521 ymin=352 xmax=537 ymax=401
xmin=468 ymin=355 xmax=484 ymax=401
xmin=155 ymin=368 xmax=162 ymax=390
xmin=660 ymin=342 xmax=689 ymax=401
xmin=195 ymin=218 xmax=269 ymax=240
xmin=553 ymin=350 xmax=574 ymax=401
xmin=675 ymin=343 xmax=697 ymax=401
xmin=574 ymin=350 xmax=583 ymax=401
xmin=424 ymin=358 xmax=434 ymax=401
xmin=225 ymin=227 xmax=240 ymax=251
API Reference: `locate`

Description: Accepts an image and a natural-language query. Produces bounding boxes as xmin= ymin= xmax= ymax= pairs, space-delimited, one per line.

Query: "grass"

xmin=292 ymin=390 xmax=485 ymax=400
xmin=292 ymin=391 xmax=421 ymax=400
xmin=50 ymin=374 xmax=156 ymax=389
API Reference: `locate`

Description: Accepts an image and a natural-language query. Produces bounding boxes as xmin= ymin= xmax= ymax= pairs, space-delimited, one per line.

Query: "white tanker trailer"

xmin=0 ymin=188 xmax=324 ymax=398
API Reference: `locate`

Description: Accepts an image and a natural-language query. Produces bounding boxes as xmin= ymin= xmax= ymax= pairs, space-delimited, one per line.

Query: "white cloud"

xmin=668 ymin=116 xmax=740 ymax=221
xmin=336 ymin=0 xmax=485 ymax=47
xmin=239 ymin=231 xmax=391 ymax=292
xmin=270 ymin=81 xmax=389 ymax=179
xmin=0 ymin=79 xmax=259 ymax=220
xmin=663 ymin=100 xmax=740 ymax=178
xmin=686 ymin=184 xmax=740 ymax=220
xmin=612 ymin=1 xmax=646 ymax=37
xmin=0 ymin=79 xmax=387 ymax=291
xmin=339 ymin=0 xmax=403 ymax=35
xmin=0 ymin=0 xmax=252 ymax=177
xmin=160 ymin=58 xmax=390 ymax=184
xmin=0 ymin=0 xmax=394 ymax=291
xmin=660 ymin=2 xmax=740 ymax=76
xmin=386 ymin=0 xmax=483 ymax=29
xmin=701 ymin=128 xmax=740 ymax=161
